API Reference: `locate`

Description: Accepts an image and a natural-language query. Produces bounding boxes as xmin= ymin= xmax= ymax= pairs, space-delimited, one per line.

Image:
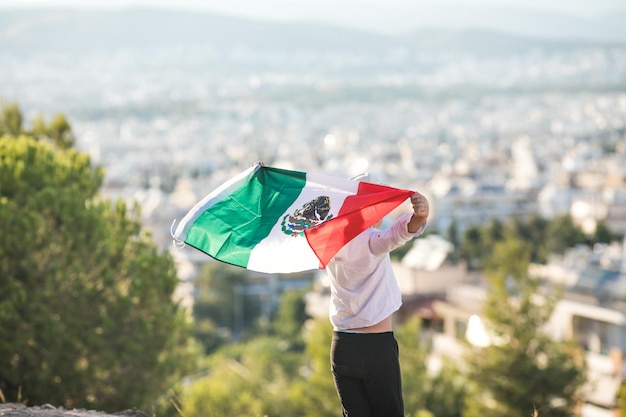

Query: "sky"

xmin=2 ymin=0 xmax=624 ymax=37
xmin=1 ymin=0 xmax=624 ymax=17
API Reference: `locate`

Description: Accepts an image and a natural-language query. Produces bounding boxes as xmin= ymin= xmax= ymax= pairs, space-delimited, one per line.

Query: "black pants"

xmin=330 ymin=331 xmax=404 ymax=417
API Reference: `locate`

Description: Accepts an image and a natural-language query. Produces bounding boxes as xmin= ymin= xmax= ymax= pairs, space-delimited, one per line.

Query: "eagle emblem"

xmin=281 ymin=196 xmax=333 ymax=236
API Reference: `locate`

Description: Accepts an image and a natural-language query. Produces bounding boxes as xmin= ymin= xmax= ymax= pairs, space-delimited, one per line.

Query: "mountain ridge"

xmin=0 ymin=8 xmax=624 ymax=58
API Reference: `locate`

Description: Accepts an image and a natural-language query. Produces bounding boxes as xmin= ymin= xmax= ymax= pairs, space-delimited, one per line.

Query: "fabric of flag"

xmin=172 ymin=163 xmax=415 ymax=273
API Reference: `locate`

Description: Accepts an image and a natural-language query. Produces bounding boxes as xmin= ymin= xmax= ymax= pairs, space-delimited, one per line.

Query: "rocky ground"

xmin=0 ymin=404 xmax=149 ymax=417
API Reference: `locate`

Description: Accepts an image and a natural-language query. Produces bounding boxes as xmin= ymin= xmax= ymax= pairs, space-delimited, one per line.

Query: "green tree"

xmin=0 ymin=134 xmax=197 ymax=411
xmin=481 ymin=218 xmax=505 ymax=253
xmin=272 ymin=288 xmax=310 ymax=343
xmin=460 ymin=219 xmax=515 ymax=270
xmin=590 ymin=219 xmax=622 ymax=245
xmin=619 ymin=383 xmax=626 ymax=417
xmin=506 ymin=214 xmax=550 ymax=263
xmin=179 ymin=335 xmax=304 ymax=417
xmin=446 ymin=219 xmax=460 ymax=263
xmin=459 ymin=224 xmax=484 ymax=270
xmin=297 ymin=317 xmax=340 ymax=417
xmin=423 ymin=360 xmax=466 ymax=417
xmin=30 ymin=112 xmax=76 ymax=149
xmin=545 ymin=214 xmax=587 ymax=255
xmin=396 ymin=316 xmax=431 ymax=416
xmin=397 ymin=316 xmax=467 ymax=417
xmin=1 ymin=102 xmax=75 ymax=149
xmin=464 ymin=237 xmax=585 ymax=417
xmin=176 ymin=308 xmax=468 ymax=417
xmin=458 ymin=214 xmax=605 ymax=268
xmin=0 ymin=101 xmax=23 ymax=136
xmin=192 ymin=262 xmax=247 ymax=352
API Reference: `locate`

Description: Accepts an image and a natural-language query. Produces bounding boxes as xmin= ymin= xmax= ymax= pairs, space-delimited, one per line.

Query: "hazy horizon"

xmin=2 ymin=0 xmax=625 ymax=15
xmin=0 ymin=0 xmax=626 ymax=40
xmin=2 ymin=0 xmax=625 ymax=36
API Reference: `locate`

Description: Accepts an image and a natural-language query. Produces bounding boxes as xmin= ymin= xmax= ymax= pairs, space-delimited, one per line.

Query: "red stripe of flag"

xmin=305 ymin=182 xmax=414 ymax=268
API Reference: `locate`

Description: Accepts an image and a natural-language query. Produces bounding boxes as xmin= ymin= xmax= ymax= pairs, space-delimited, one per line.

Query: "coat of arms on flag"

xmin=281 ymin=196 xmax=333 ymax=237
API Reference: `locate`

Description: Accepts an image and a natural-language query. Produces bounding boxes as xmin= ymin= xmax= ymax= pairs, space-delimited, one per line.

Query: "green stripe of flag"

xmin=185 ymin=167 xmax=307 ymax=268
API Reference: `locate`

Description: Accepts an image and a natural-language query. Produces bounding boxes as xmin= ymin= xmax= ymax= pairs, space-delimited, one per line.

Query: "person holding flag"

xmin=327 ymin=190 xmax=429 ymax=417
xmin=172 ymin=162 xmax=428 ymax=415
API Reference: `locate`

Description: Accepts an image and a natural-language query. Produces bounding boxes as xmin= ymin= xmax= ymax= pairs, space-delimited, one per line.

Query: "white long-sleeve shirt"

xmin=326 ymin=213 xmax=427 ymax=330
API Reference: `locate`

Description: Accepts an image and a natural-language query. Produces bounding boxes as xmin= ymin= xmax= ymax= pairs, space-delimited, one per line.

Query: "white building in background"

xmin=507 ymin=135 xmax=541 ymax=192
xmin=538 ymin=183 xmax=580 ymax=219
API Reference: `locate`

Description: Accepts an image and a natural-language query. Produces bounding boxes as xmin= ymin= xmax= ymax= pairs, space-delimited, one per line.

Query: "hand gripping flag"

xmin=172 ymin=163 xmax=415 ymax=273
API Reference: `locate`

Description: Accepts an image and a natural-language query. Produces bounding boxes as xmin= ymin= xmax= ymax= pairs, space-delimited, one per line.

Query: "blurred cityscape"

xmin=2 ymin=7 xmax=626 ymax=416
xmin=2 ymin=9 xmax=625 ymax=248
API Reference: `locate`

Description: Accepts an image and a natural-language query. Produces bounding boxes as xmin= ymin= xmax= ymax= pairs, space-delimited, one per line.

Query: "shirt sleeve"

xmin=368 ymin=212 xmax=427 ymax=257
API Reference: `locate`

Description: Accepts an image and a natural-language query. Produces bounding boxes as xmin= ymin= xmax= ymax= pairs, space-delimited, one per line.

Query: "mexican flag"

xmin=172 ymin=163 xmax=415 ymax=273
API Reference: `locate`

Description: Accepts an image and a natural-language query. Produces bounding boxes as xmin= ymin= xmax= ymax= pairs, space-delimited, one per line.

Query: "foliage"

xmin=422 ymin=360 xmax=466 ymax=417
xmin=32 ymin=112 xmax=76 ymax=149
xmin=396 ymin=316 xmax=430 ymax=415
xmin=592 ymin=219 xmax=622 ymax=244
xmin=458 ymin=217 xmax=509 ymax=269
xmin=176 ymin=312 xmax=471 ymax=417
xmin=0 ymin=102 xmax=23 ymax=137
xmin=192 ymin=262 xmax=248 ymax=352
xmin=297 ymin=317 xmax=338 ymax=417
xmin=445 ymin=219 xmax=460 ymax=263
xmin=544 ymin=214 xmax=587 ymax=256
xmin=464 ymin=237 xmax=586 ymax=417
xmin=192 ymin=259 xmax=312 ymax=354
xmin=1 ymin=101 xmax=75 ymax=149
xmin=397 ymin=317 xmax=467 ymax=417
xmin=459 ymin=223 xmax=484 ymax=269
xmin=271 ymin=288 xmax=310 ymax=343
xmin=619 ymin=383 xmax=626 ymax=417
xmin=457 ymin=211 xmax=618 ymax=269
xmin=180 ymin=335 xmax=304 ymax=417
xmin=0 ymin=119 xmax=196 ymax=411
xmin=505 ymin=214 xmax=550 ymax=263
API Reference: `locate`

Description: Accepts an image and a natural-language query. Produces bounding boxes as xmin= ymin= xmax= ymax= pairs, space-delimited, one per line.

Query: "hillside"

xmin=0 ymin=8 xmax=622 ymax=58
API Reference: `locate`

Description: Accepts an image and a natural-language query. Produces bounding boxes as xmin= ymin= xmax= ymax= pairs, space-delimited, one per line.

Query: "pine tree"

xmin=464 ymin=237 xmax=585 ymax=417
xmin=0 ymin=111 xmax=196 ymax=411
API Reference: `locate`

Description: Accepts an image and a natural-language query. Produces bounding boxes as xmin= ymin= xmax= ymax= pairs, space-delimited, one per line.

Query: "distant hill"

xmin=302 ymin=3 xmax=626 ymax=43
xmin=0 ymin=8 xmax=623 ymax=58
xmin=0 ymin=9 xmax=391 ymax=54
